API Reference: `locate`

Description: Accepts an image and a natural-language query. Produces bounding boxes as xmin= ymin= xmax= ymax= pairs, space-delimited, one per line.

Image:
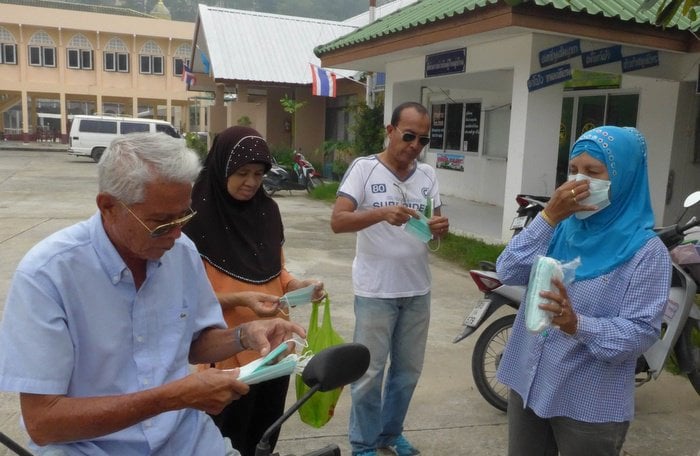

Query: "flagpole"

xmin=366 ymin=0 xmax=376 ymax=107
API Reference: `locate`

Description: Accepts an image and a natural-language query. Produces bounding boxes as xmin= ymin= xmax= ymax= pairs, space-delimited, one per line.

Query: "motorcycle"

xmin=452 ymin=194 xmax=548 ymax=411
xmin=263 ymin=151 xmax=324 ymax=196
xmin=454 ymin=191 xmax=700 ymax=412
xmin=0 ymin=343 xmax=370 ymax=456
xmin=255 ymin=342 xmax=369 ymax=456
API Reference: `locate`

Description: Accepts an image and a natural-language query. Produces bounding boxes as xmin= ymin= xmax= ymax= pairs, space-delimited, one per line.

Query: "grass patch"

xmin=310 ymin=181 xmax=340 ymax=202
xmin=310 ymin=184 xmax=505 ymax=271
xmin=431 ymin=233 xmax=505 ymax=270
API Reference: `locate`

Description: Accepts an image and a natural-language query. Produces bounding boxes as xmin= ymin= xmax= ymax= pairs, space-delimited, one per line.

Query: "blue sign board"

xmin=425 ymin=48 xmax=466 ymax=78
xmin=622 ymin=51 xmax=659 ymax=72
xmin=527 ymin=64 xmax=572 ymax=92
xmin=581 ymin=45 xmax=622 ymax=68
xmin=539 ymin=39 xmax=581 ymax=67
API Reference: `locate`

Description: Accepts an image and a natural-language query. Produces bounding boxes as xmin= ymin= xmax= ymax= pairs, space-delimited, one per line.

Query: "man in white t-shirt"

xmin=331 ymin=102 xmax=450 ymax=456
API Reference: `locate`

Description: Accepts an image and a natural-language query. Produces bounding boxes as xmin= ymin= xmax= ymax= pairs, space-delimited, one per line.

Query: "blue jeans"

xmin=348 ymin=293 xmax=430 ymax=455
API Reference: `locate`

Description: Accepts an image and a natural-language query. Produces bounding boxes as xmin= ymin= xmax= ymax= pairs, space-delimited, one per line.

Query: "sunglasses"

xmin=120 ymin=201 xmax=197 ymax=238
xmin=395 ymin=126 xmax=430 ymax=147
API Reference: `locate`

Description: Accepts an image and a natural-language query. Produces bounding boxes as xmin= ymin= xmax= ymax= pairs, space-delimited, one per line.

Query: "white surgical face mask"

xmin=568 ymin=173 xmax=611 ymax=220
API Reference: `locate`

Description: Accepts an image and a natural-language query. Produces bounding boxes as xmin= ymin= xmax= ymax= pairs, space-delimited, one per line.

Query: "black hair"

xmin=390 ymin=101 xmax=429 ymax=126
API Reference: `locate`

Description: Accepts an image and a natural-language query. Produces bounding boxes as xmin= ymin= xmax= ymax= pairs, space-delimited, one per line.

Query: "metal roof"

xmin=315 ymin=0 xmax=697 ymax=55
xmin=194 ymin=5 xmax=358 ymax=85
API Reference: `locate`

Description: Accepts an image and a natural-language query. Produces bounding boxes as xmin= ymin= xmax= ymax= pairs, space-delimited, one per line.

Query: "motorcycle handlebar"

xmin=656 ymin=216 xmax=700 ymax=250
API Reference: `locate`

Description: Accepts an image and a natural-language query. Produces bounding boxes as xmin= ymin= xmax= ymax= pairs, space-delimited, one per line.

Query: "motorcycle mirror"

xmin=683 ymin=191 xmax=700 ymax=208
xmin=302 ymin=343 xmax=370 ymax=391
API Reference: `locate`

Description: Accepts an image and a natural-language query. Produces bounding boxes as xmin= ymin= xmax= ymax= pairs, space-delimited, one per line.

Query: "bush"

xmin=309 ymin=181 xmax=339 ymax=202
xmin=269 ymin=145 xmax=295 ymax=168
xmin=185 ymin=132 xmax=208 ymax=162
xmin=348 ymin=98 xmax=385 ymax=156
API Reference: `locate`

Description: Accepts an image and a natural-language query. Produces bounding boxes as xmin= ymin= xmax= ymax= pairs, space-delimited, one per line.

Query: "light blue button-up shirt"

xmin=0 ymin=212 xmax=229 ymax=455
xmin=496 ymin=215 xmax=671 ymax=422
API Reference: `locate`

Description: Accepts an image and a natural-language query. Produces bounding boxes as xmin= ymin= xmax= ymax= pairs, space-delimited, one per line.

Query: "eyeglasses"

xmin=120 ymin=201 xmax=196 ymax=238
xmin=395 ymin=126 xmax=430 ymax=147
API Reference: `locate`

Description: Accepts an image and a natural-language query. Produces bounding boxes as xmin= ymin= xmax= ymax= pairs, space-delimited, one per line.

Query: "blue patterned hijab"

xmin=547 ymin=126 xmax=656 ymax=280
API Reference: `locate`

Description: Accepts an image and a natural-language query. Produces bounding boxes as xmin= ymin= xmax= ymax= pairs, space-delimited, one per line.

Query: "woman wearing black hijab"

xmin=184 ymin=126 xmax=323 ymax=456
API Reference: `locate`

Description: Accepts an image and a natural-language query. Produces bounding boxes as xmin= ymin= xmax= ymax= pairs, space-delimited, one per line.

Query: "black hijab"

xmin=184 ymin=126 xmax=284 ymax=284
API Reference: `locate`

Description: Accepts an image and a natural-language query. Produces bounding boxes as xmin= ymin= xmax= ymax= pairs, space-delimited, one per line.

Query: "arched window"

xmin=139 ymin=40 xmax=164 ymax=75
xmin=28 ymin=30 xmax=56 ymax=67
xmin=0 ymin=26 xmax=17 ymax=65
xmin=66 ymin=33 xmax=94 ymax=70
xmin=104 ymin=37 xmax=129 ymax=73
xmin=173 ymin=43 xmax=191 ymax=76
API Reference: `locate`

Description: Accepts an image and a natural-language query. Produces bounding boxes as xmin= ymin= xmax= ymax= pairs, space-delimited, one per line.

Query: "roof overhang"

xmin=319 ymin=3 xmax=696 ymax=71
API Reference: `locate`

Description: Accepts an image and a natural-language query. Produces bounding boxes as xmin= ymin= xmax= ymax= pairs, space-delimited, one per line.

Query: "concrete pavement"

xmin=0 ymin=148 xmax=698 ymax=456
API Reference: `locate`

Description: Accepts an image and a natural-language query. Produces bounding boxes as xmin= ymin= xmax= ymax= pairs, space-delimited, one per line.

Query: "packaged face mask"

xmin=404 ymin=212 xmax=432 ymax=243
xmin=279 ymin=284 xmax=316 ymax=307
xmin=524 ymin=256 xmax=581 ymax=334
xmin=568 ymin=173 xmax=611 ymax=220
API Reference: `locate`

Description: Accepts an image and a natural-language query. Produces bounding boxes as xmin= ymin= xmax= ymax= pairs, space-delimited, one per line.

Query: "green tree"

xmin=349 ymin=97 xmax=385 ymax=156
xmin=280 ymin=94 xmax=307 ymax=148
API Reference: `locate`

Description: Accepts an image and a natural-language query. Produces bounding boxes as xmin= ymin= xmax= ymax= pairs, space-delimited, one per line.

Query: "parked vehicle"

xmin=263 ymin=151 xmax=323 ymax=196
xmin=452 ymin=194 xmax=548 ymax=411
xmin=68 ymin=115 xmax=181 ymax=162
xmin=255 ymin=343 xmax=369 ymax=456
xmin=455 ymin=191 xmax=700 ymax=412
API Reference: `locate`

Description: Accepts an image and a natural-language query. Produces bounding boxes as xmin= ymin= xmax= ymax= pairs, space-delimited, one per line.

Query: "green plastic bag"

xmin=295 ymin=295 xmax=345 ymax=428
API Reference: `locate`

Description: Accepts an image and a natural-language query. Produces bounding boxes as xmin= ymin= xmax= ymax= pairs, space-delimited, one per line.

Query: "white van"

xmin=68 ymin=115 xmax=182 ymax=162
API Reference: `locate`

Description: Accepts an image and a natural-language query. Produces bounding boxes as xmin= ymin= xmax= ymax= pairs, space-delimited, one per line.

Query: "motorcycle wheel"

xmin=471 ymin=314 xmax=515 ymax=412
xmin=263 ymin=182 xmax=277 ymax=197
xmin=676 ymin=317 xmax=700 ymax=394
xmin=306 ymin=176 xmax=323 ymax=193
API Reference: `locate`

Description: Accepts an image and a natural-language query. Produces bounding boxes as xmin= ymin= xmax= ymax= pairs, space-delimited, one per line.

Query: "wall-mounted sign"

xmin=539 ymin=39 xmax=580 ymax=68
xmin=463 ymin=103 xmax=481 ymax=153
xmin=425 ymin=48 xmax=466 ymax=78
xmin=430 ymin=104 xmax=445 ymax=149
xmin=621 ymin=51 xmax=659 ymax=72
xmin=581 ymin=45 xmax=622 ymax=68
xmin=436 ymin=152 xmax=464 ymax=172
xmin=527 ymin=64 xmax=572 ymax=92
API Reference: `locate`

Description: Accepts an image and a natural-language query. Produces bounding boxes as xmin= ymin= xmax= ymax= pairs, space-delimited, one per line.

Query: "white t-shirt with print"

xmin=337 ymin=154 xmax=442 ymax=298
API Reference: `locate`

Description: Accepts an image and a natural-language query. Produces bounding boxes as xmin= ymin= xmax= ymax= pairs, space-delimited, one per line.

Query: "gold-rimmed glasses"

xmin=120 ymin=201 xmax=196 ymax=238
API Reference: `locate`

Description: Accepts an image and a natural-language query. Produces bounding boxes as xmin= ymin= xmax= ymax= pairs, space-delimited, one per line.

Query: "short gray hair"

xmin=98 ymin=132 xmax=202 ymax=204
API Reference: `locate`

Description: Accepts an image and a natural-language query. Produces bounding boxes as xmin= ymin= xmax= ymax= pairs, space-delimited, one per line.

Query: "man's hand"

xmin=175 ymin=368 xmax=249 ymax=415
xmin=428 ymin=215 xmax=449 ymax=238
xmin=382 ymin=205 xmax=418 ymax=226
xmin=239 ymin=318 xmax=306 ymax=356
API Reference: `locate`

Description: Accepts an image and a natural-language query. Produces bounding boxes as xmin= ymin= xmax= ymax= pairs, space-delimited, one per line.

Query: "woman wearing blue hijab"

xmin=496 ymin=126 xmax=672 ymax=456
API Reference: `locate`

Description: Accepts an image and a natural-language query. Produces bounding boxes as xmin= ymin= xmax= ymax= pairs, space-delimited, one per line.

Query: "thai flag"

xmin=182 ymin=64 xmax=196 ymax=87
xmin=310 ymin=63 xmax=337 ymax=97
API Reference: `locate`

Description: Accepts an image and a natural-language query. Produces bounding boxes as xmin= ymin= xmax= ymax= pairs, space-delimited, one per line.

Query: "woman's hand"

xmin=541 ymin=179 xmax=597 ymax=225
xmin=287 ymin=279 xmax=326 ymax=302
xmin=218 ymin=291 xmax=280 ymax=316
xmin=538 ymin=277 xmax=578 ymax=335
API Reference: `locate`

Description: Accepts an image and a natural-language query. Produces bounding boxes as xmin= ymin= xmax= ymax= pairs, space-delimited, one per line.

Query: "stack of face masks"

xmin=524 ymin=256 xmax=581 ymax=334
xmin=230 ymin=340 xmax=311 ymax=385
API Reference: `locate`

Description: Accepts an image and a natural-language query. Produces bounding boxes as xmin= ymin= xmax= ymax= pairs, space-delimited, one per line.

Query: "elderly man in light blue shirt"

xmin=0 ymin=133 xmax=304 ymax=455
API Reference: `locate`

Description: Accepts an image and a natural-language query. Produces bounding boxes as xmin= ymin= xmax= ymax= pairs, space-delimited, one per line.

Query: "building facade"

xmin=316 ymin=0 xmax=700 ymax=240
xmin=0 ymin=1 xmax=202 ymax=143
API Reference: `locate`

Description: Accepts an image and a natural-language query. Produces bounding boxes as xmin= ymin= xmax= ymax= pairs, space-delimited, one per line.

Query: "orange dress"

xmin=201 ymin=257 xmax=294 ymax=370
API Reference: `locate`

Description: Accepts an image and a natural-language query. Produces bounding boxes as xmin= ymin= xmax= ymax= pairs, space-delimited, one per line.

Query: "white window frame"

xmin=67 ymin=48 xmax=93 ymax=70
xmin=173 ymin=57 xmax=189 ymax=76
xmin=28 ymin=45 xmax=56 ymax=67
xmin=104 ymin=51 xmax=129 ymax=72
xmin=139 ymin=54 xmax=163 ymax=75
xmin=0 ymin=43 xmax=17 ymax=64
